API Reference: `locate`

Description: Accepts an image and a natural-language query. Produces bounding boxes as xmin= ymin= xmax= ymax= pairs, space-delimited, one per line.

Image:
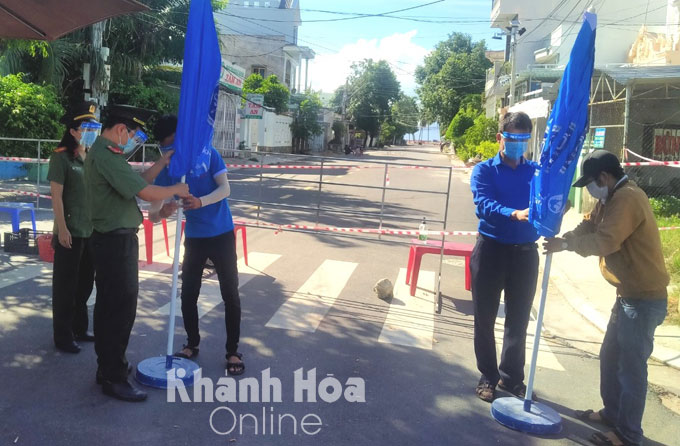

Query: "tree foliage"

xmin=346 ymin=59 xmax=400 ymax=145
xmin=415 ymin=33 xmax=491 ymax=129
xmin=0 ymin=74 xmax=64 ymax=156
xmin=290 ymin=92 xmax=323 ymax=153
xmin=381 ymin=95 xmax=419 ymax=143
xmin=243 ymin=73 xmax=290 ymax=114
xmin=0 ymin=0 xmax=229 ymax=109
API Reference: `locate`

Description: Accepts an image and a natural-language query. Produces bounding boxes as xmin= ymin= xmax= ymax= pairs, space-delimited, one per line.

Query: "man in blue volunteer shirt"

xmin=149 ymin=115 xmax=244 ymax=376
xmin=469 ymin=111 xmax=540 ymax=402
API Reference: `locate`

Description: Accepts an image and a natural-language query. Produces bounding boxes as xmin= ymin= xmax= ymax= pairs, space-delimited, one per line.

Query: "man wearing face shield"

xmin=48 ymin=101 xmax=101 ymax=354
xmin=469 ymin=111 xmax=540 ymax=403
xmin=84 ymin=105 xmax=190 ymax=402
xmin=544 ymin=150 xmax=668 ymax=446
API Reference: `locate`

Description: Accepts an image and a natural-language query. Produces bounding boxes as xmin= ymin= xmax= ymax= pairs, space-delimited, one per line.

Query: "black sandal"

xmin=226 ymin=352 xmax=245 ymax=376
xmin=589 ymin=431 xmax=630 ymax=446
xmin=174 ymin=345 xmax=199 ymax=359
xmin=575 ymin=409 xmax=615 ymax=428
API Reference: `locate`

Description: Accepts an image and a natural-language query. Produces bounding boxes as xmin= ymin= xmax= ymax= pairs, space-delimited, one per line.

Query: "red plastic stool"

xmin=405 ymin=239 xmax=473 ymax=296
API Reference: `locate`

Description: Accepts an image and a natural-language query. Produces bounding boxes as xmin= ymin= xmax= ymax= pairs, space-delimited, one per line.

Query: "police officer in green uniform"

xmin=85 ymin=105 xmax=189 ymax=402
xmin=48 ymin=101 xmax=99 ymax=354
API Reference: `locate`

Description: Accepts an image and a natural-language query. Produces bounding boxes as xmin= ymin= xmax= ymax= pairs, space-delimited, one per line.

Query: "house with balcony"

xmin=216 ymin=0 xmax=315 ymax=92
xmin=485 ymin=0 xmax=667 ymax=118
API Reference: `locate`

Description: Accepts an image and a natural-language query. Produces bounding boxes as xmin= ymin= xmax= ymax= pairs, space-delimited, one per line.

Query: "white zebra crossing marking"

xmin=154 ymin=252 xmax=281 ymax=318
xmin=265 ymin=259 xmax=357 ymax=332
xmin=378 ymin=268 xmax=435 ymax=350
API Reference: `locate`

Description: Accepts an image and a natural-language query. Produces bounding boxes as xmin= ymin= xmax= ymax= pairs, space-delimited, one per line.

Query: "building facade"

xmin=216 ymin=0 xmax=315 ymax=92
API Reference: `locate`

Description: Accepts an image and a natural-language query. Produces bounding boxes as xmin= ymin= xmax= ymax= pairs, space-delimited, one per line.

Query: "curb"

xmin=553 ymin=274 xmax=680 ymax=371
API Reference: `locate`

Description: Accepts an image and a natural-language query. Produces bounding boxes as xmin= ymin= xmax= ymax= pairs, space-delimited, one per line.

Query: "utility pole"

xmin=84 ymin=21 xmax=111 ymax=116
xmin=509 ymin=18 xmax=519 ymax=106
xmin=342 ymin=80 xmax=349 ymax=148
xmin=507 ymin=17 xmax=526 ymax=106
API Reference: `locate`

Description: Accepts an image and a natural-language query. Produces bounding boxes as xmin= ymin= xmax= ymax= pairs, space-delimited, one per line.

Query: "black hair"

xmin=153 ymin=114 xmax=178 ymax=142
xmin=57 ymin=118 xmax=89 ymax=157
xmin=499 ymin=111 xmax=533 ymax=133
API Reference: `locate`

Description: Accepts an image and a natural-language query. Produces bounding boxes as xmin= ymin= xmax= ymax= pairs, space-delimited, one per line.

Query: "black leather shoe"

xmin=96 ymin=364 xmax=133 ymax=385
xmin=101 ymin=379 xmax=147 ymax=402
xmin=55 ymin=341 xmax=81 ymax=354
xmin=74 ymin=332 xmax=95 ymax=342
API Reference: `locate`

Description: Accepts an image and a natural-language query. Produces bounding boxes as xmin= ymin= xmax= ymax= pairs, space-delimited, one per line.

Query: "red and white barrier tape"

xmin=0 ymin=156 xmax=49 ymax=163
xmin=0 ymin=188 xmax=677 ymax=233
xmin=624 ymin=148 xmax=680 ymax=168
xmin=0 ymin=189 xmax=52 ymax=199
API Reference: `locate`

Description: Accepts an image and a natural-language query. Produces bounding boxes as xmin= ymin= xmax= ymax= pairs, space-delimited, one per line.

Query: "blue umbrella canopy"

xmin=530 ymin=12 xmax=598 ymax=238
xmin=170 ymin=0 xmax=221 ymax=179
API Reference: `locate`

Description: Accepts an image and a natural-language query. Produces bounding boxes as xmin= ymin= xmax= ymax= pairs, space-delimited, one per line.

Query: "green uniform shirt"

xmin=84 ymin=136 xmax=148 ymax=233
xmin=47 ymin=149 xmax=93 ymax=238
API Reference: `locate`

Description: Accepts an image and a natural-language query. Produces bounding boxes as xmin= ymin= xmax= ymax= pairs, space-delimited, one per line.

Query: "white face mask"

xmin=586 ymin=181 xmax=609 ymax=202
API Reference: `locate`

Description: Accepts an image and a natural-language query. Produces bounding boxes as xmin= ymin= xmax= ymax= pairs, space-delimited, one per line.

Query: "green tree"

xmin=290 ymin=92 xmax=323 ymax=153
xmin=0 ymin=74 xmax=64 ymax=157
xmin=415 ymin=33 xmax=491 ymax=130
xmin=243 ymin=73 xmax=290 ymax=114
xmin=330 ymin=84 xmax=347 ymax=114
xmin=0 ymin=1 xmax=229 ymax=107
xmin=331 ymin=121 xmax=345 ymax=143
xmin=382 ymin=95 xmax=419 ymax=144
xmin=347 ymin=59 xmax=401 ymax=147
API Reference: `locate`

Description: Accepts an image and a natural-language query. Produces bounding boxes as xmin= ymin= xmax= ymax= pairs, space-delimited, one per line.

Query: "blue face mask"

xmin=78 ymin=121 xmax=102 ymax=148
xmin=503 ymin=141 xmax=528 ymax=160
xmin=502 ymin=132 xmax=531 ymax=160
xmin=159 ymin=144 xmax=174 ymax=153
xmin=119 ymin=128 xmax=148 ymax=155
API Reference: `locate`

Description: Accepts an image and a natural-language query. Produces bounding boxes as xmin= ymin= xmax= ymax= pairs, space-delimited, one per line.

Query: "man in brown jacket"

xmin=545 ymin=150 xmax=669 ymax=446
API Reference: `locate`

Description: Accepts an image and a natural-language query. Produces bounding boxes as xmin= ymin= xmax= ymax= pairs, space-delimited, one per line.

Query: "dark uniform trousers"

xmin=91 ymin=230 xmax=139 ymax=382
xmin=470 ymin=235 xmax=539 ymax=386
xmin=52 ymin=237 xmax=95 ymax=345
xmin=181 ymin=230 xmax=241 ymax=356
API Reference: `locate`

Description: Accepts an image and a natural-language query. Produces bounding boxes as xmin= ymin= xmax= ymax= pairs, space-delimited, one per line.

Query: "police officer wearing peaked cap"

xmin=49 ymin=101 xmax=99 ymax=355
xmin=85 ymin=104 xmax=190 ymax=402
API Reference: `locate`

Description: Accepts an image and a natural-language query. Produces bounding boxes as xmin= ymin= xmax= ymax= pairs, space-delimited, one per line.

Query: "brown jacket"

xmin=565 ymin=179 xmax=669 ymax=299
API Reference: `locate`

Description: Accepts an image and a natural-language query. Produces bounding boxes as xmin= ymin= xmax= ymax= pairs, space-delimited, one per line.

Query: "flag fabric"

xmin=170 ymin=0 xmax=221 ymax=179
xmin=529 ymin=12 xmax=597 ymax=237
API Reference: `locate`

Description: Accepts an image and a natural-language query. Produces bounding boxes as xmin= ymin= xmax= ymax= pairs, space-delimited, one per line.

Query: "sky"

xmin=297 ymin=0 xmax=505 ymax=96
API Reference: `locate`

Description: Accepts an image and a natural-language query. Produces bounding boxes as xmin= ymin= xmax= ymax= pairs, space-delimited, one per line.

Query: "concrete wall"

xmin=216 ymin=1 xmax=299 ymax=45
xmin=240 ymin=110 xmax=293 ymax=153
xmin=219 ymin=35 xmax=299 ymax=90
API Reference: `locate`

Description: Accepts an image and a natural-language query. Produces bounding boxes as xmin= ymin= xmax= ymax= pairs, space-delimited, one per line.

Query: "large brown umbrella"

xmin=0 ymin=0 xmax=149 ymax=41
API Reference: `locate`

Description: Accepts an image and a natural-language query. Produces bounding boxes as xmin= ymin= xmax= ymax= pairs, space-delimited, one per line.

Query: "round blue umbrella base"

xmin=491 ymin=397 xmax=562 ymax=435
xmin=135 ymin=356 xmax=200 ymax=389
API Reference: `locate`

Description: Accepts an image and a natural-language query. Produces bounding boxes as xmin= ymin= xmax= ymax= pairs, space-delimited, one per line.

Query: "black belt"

xmin=479 ymin=234 xmax=537 ymax=250
xmin=94 ymin=228 xmax=138 ymax=236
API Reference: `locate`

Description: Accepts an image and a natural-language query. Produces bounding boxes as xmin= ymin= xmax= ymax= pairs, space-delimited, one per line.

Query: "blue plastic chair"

xmin=0 ymin=202 xmax=37 ymax=233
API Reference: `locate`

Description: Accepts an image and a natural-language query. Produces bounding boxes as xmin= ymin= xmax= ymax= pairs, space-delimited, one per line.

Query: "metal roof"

xmin=596 ymin=65 xmax=680 ymax=85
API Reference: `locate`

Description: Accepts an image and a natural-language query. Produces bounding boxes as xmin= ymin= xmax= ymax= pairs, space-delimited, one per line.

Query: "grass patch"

xmin=657 ymin=216 xmax=680 ymax=326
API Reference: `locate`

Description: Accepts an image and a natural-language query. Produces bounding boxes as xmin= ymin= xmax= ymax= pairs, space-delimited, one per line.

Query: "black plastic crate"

xmin=3 ymin=229 xmax=51 ymax=255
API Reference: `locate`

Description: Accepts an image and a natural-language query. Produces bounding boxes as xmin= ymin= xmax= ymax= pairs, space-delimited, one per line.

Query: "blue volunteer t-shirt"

xmin=155 ymin=147 xmax=234 ymax=238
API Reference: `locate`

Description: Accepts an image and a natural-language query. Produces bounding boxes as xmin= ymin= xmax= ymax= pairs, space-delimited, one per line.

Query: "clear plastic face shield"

xmin=501 ymin=131 xmax=531 ymax=160
xmin=78 ymin=120 xmax=102 ymax=148
xmin=122 ymin=128 xmax=149 ymax=158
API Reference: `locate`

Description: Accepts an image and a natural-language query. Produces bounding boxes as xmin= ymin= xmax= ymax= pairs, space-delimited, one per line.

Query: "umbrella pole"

xmin=165 ymin=178 xmax=186 ymax=368
xmin=523 ymin=252 xmax=552 ymax=410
